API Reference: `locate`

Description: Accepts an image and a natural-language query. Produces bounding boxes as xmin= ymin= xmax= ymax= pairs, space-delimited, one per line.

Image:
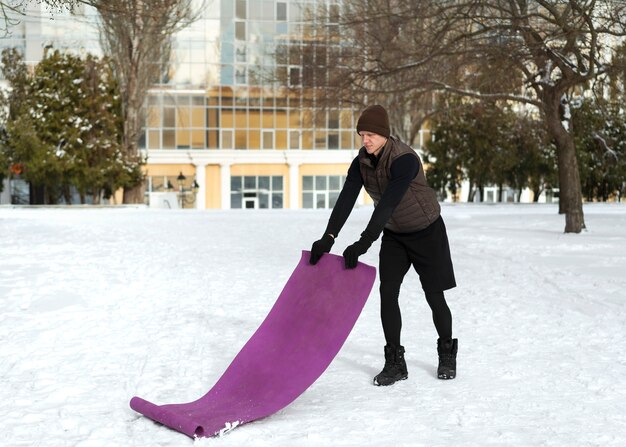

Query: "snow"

xmin=1 ymin=203 xmax=625 ymax=446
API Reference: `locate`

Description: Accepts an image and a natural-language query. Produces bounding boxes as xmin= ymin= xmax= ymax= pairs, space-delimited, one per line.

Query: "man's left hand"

xmin=342 ymin=239 xmax=371 ymax=269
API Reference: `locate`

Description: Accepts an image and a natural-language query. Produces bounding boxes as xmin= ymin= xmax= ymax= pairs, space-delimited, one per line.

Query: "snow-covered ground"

xmin=1 ymin=203 xmax=625 ymax=447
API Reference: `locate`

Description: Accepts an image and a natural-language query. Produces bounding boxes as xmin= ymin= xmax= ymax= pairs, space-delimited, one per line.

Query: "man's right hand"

xmin=309 ymin=234 xmax=335 ymax=265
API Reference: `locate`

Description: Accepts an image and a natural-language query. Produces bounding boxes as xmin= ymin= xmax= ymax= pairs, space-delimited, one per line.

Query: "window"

xmin=289 ymin=66 xmax=301 ymax=86
xmin=231 ymin=175 xmax=284 ymax=209
xmin=327 ymin=133 xmax=339 ymax=149
xmin=276 ymin=2 xmax=287 ymax=21
xmin=302 ymin=175 xmax=346 ymax=209
xmin=236 ymin=0 xmax=247 ymax=19
xmin=328 ymin=110 xmax=339 ymax=128
xmin=235 ymin=66 xmax=247 ymax=84
xmin=262 ymin=130 xmax=274 ymax=149
xmin=221 ymin=130 xmax=233 ymax=149
xmin=235 ymin=45 xmax=247 ymax=62
xmin=235 ymin=21 xmax=246 ymax=40
xmin=289 ymin=130 xmax=300 ymax=149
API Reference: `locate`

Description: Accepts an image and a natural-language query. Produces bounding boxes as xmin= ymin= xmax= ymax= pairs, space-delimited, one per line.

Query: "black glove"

xmin=309 ymin=234 xmax=335 ymax=265
xmin=342 ymin=238 xmax=372 ymax=269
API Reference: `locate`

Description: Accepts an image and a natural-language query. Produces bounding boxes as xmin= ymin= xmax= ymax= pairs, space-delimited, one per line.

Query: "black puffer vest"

xmin=358 ymin=136 xmax=440 ymax=233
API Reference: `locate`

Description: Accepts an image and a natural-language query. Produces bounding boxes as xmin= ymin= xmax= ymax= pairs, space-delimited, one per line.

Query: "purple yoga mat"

xmin=130 ymin=250 xmax=376 ymax=438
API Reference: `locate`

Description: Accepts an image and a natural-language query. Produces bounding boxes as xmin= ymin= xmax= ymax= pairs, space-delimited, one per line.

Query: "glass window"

xmin=276 ymin=2 xmax=287 ymax=21
xmin=289 ymin=67 xmax=300 ymax=86
xmin=302 ymin=192 xmax=313 ymax=208
xmin=191 ymin=108 xmax=204 ymax=127
xmin=329 ymin=192 xmax=340 ymax=207
xmin=235 ymin=130 xmax=247 ymax=149
xmin=163 ymin=108 xmax=175 ymax=127
xmin=259 ymin=192 xmax=269 ymax=209
xmin=176 ymin=96 xmax=190 ymax=106
xmin=222 ymin=130 xmax=233 ymax=148
xmin=276 ymin=131 xmax=288 ymax=149
xmin=272 ymin=193 xmax=283 ymax=209
xmin=230 ymin=176 xmax=284 ymax=209
xmin=162 ymin=130 xmax=175 ymax=148
xmin=236 ymin=45 xmax=247 ymax=62
xmin=244 ymin=176 xmax=256 ymax=189
xmin=235 ymin=66 xmax=247 ymax=84
xmin=303 ymin=176 xmax=313 ymax=190
xmin=206 ymin=108 xmax=219 ymax=127
xmin=147 ymin=107 xmax=161 ymax=127
xmin=147 ymin=130 xmax=160 ymax=149
xmin=138 ymin=130 xmax=146 ymax=149
xmin=262 ymin=0 xmax=274 ymax=20
xmin=302 ymin=175 xmax=345 ymax=209
xmin=207 ymin=129 xmax=219 ymax=148
xmin=315 ymin=176 xmax=327 ymax=190
xmin=328 ymin=110 xmax=339 ymax=128
xmin=231 ymin=193 xmax=242 ymax=208
xmin=272 ymin=176 xmax=283 ymax=190
xmin=235 ymin=21 xmax=246 ymax=40
xmin=259 ymin=176 xmax=270 ymax=191
xmin=316 ymin=193 xmax=326 ymax=209
xmin=289 ymin=130 xmax=300 ymax=149
xmin=236 ymin=0 xmax=247 ymax=19
xmin=231 ymin=176 xmax=242 ymax=191
xmin=192 ymin=96 xmax=205 ymax=106
xmin=328 ymin=133 xmax=339 ymax=149
xmin=249 ymin=0 xmax=262 ymax=19
xmin=262 ymin=130 xmax=274 ymax=149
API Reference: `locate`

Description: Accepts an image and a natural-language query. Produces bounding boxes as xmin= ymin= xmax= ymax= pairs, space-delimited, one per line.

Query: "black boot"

xmin=437 ymin=338 xmax=458 ymax=379
xmin=373 ymin=345 xmax=408 ymax=386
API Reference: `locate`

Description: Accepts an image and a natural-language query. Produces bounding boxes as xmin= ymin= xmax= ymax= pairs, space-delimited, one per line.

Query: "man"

xmin=309 ymin=105 xmax=458 ymax=386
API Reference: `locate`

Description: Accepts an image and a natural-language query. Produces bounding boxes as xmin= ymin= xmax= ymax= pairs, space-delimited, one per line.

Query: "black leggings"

xmin=380 ymin=282 xmax=452 ymax=347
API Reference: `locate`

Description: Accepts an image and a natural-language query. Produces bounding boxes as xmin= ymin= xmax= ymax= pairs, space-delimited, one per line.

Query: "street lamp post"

xmin=176 ymin=172 xmax=200 ymax=209
xmin=177 ymin=171 xmax=186 ymax=208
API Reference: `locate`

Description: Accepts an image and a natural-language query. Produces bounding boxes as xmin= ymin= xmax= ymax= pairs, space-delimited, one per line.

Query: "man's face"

xmin=360 ymin=131 xmax=387 ymax=156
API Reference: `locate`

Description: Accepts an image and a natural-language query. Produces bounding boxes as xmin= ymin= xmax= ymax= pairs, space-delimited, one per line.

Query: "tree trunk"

xmin=544 ymin=94 xmax=585 ymax=233
xmin=30 ymin=183 xmax=45 ymax=205
xmin=121 ymin=62 xmax=143 ymax=203
xmin=62 ymin=185 xmax=72 ymax=205
xmin=532 ymin=186 xmax=541 ymax=202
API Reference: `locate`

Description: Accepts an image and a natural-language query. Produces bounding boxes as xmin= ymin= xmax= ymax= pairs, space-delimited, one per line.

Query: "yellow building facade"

xmin=142 ymin=87 xmax=370 ymax=210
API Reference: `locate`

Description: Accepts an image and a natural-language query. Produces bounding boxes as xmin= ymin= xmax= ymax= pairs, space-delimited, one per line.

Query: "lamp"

xmin=177 ymin=172 xmax=186 ymax=208
xmin=177 ymin=171 xmax=186 ymax=189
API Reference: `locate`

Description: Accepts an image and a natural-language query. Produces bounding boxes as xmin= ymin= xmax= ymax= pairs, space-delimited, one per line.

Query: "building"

xmin=1 ymin=0 xmax=368 ymax=209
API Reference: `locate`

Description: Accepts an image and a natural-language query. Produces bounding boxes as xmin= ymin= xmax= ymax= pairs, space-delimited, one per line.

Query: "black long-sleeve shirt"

xmin=324 ymin=152 xmax=419 ymax=244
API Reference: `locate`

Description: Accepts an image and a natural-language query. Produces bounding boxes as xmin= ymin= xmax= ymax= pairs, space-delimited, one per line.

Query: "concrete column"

xmin=288 ymin=162 xmax=300 ymax=209
xmin=194 ymin=162 xmax=208 ymax=210
xmin=220 ymin=162 xmax=231 ymax=209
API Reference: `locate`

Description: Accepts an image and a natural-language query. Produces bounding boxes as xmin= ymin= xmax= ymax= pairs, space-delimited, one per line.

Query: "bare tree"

xmin=0 ymin=1 xmax=80 ymax=35
xmin=304 ymin=0 xmax=626 ymax=233
xmin=88 ymin=0 xmax=202 ymax=203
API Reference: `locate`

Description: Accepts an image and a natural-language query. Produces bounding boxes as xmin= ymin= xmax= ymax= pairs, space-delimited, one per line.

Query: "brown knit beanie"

xmin=356 ymin=105 xmax=390 ymax=138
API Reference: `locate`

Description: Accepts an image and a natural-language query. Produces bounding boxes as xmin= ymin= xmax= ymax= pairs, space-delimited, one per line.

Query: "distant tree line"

xmin=0 ymin=49 xmax=142 ymax=204
xmin=423 ymin=97 xmax=626 ymax=203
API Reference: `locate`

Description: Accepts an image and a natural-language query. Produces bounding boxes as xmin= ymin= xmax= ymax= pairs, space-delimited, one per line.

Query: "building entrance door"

xmin=243 ymin=192 xmax=258 ymax=209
